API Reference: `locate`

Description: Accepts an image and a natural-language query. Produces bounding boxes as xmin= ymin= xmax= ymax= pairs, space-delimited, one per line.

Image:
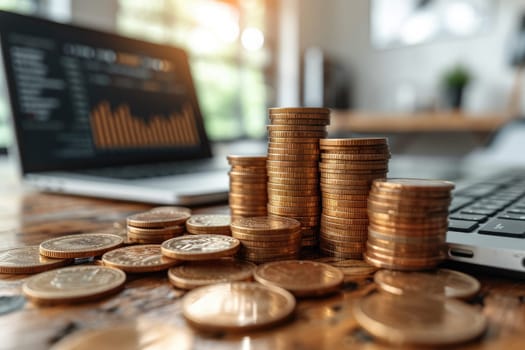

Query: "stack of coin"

xmin=365 ymin=179 xmax=454 ymax=270
xmin=318 ymin=138 xmax=390 ymax=258
xmin=186 ymin=214 xmax=232 ymax=236
xmin=228 ymin=155 xmax=268 ymax=219
xmin=231 ymin=216 xmax=302 ymax=264
xmin=126 ymin=209 xmax=190 ymax=244
xmin=267 ymin=107 xmax=330 ymax=248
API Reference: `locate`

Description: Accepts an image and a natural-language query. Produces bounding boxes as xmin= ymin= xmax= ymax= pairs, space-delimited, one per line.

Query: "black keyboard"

xmin=448 ymin=172 xmax=525 ymax=238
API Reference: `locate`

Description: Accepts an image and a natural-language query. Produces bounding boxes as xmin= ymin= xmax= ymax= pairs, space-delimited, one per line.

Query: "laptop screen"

xmin=0 ymin=10 xmax=211 ymax=173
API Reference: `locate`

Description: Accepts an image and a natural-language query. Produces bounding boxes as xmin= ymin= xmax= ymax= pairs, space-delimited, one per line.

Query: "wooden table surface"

xmin=1 ymin=163 xmax=525 ymax=349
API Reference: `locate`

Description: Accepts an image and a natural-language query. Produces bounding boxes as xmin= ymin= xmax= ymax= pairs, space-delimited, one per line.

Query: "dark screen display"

xmin=0 ymin=11 xmax=211 ymax=172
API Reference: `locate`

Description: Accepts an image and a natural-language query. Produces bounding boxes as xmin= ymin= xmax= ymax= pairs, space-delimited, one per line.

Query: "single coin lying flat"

xmin=0 ymin=246 xmax=71 ymax=274
xmin=102 ymin=244 xmax=180 ymax=273
xmin=39 ymin=233 xmax=124 ymax=259
xmin=254 ymin=260 xmax=344 ymax=297
xmin=185 ymin=214 xmax=231 ymax=235
xmin=182 ymin=282 xmax=295 ymax=332
xmin=374 ymin=268 xmax=481 ymax=300
xmin=161 ymin=234 xmax=240 ymax=260
xmin=168 ymin=258 xmax=255 ymax=289
xmin=23 ymin=265 xmax=126 ymax=305
xmin=353 ymin=292 xmax=487 ymax=346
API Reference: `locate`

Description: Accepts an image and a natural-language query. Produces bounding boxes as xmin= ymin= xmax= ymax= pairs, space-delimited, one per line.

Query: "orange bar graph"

xmin=89 ymin=101 xmax=201 ymax=149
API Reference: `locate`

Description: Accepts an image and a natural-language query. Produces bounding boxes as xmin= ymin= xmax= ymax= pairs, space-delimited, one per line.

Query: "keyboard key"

xmin=449 ymin=196 xmax=474 ymax=212
xmin=507 ymin=208 xmax=525 ymax=215
xmin=448 ymin=220 xmax=478 ymax=232
xmin=449 ymin=213 xmax=487 ymax=222
xmin=460 ymin=207 xmax=497 ymax=216
xmin=478 ymin=219 xmax=525 ymax=238
xmin=456 ymin=184 xmax=499 ymax=198
xmin=498 ymin=213 xmax=525 ymax=221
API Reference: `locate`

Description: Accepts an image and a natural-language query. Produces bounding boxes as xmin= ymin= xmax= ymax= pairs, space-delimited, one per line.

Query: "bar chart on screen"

xmin=90 ymin=101 xmax=200 ymax=149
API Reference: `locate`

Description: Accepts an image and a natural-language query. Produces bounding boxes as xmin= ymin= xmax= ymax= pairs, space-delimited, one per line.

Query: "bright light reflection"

xmin=445 ymin=1 xmax=478 ymax=36
xmin=400 ymin=11 xmax=438 ymax=45
xmin=241 ymin=27 xmax=264 ymax=51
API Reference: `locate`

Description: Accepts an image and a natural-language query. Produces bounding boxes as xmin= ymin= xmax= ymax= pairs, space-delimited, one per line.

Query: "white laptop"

xmin=0 ymin=11 xmax=228 ymax=205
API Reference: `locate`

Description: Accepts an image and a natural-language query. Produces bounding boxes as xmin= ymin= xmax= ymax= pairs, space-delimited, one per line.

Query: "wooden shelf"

xmin=329 ymin=110 xmax=515 ymax=134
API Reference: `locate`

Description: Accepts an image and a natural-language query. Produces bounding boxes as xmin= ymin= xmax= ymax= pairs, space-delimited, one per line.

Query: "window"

xmin=0 ymin=0 xmax=38 ymax=151
xmin=117 ymin=0 xmax=271 ymax=141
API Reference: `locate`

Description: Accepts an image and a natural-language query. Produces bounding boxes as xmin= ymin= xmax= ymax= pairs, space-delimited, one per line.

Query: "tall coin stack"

xmin=266 ymin=107 xmax=330 ymax=248
xmin=228 ymin=155 xmax=268 ymax=220
xmin=319 ymin=138 xmax=390 ymax=259
xmin=365 ymin=179 xmax=454 ymax=270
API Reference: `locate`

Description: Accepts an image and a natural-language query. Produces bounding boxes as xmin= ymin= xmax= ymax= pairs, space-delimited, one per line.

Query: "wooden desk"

xmin=1 ymin=168 xmax=525 ymax=349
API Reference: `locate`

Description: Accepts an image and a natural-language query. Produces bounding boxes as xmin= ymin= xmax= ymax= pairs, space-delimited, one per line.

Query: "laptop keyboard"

xmin=73 ymin=159 xmax=220 ymax=180
xmin=448 ymin=171 xmax=525 ymax=238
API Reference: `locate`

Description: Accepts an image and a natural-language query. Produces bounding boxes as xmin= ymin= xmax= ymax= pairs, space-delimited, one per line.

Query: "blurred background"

xmin=1 ymin=0 xmax=524 ymax=177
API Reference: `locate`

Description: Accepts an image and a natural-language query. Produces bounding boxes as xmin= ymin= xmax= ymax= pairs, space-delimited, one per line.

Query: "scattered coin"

xmin=127 ymin=211 xmax=190 ymax=228
xmin=102 ymin=244 xmax=181 ymax=273
xmin=22 ymin=265 xmax=126 ymax=305
xmin=374 ymin=268 xmax=481 ymax=300
xmin=161 ymin=234 xmax=240 ymax=261
xmin=148 ymin=206 xmax=192 ymax=215
xmin=353 ymin=292 xmax=487 ymax=346
xmin=0 ymin=246 xmax=72 ymax=274
xmin=167 ymin=258 xmax=255 ymax=289
xmin=186 ymin=214 xmax=232 ymax=235
xmin=313 ymin=257 xmax=378 ymax=279
xmin=182 ymin=282 xmax=296 ymax=332
xmin=39 ymin=233 xmax=124 ymax=259
xmin=50 ymin=321 xmax=194 ymax=350
xmin=254 ymin=260 xmax=344 ymax=297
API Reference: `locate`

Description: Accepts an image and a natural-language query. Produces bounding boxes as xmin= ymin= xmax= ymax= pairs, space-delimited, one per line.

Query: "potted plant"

xmin=442 ymin=64 xmax=472 ymax=110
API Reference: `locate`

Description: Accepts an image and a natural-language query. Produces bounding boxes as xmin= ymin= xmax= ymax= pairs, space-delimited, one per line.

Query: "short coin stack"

xmin=228 ymin=155 xmax=268 ymax=219
xmin=126 ymin=208 xmax=190 ymax=244
xmin=365 ymin=178 xmax=454 ymax=270
xmin=231 ymin=216 xmax=302 ymax=264
xmin=186 ymin=214 xmax=232 ymax=236
xmin=266 ymin=107 xmax=330 ymax=248
xmin=319 ymin=138 xmax=390 ymax=258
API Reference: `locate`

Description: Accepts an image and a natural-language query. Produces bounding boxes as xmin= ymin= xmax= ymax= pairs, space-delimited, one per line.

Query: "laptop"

xmin=0 ymin=11 xmax=228 ymax=205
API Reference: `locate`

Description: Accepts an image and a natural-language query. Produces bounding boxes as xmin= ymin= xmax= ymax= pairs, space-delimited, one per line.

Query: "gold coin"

xmin=182 ymin=282 xmax=296 ymax=332
xmin=232 ymin=229 xmax=301 ymax=242
xmin=268 ymin=141 xmax=320 ymax=149
xmin=313 ymin=257 xmax=378 ymax=278
xmin=102 ymin=244 xmax=180 ymax=273
xmin=267 ymin=204 xmax=320 ymax=216
xmin=319 ymin=248 xmax=362 ymax=260
xmin=320 ymin=153 xmax=391 ymax=161
xmin=353 ymin=292 xmax=487 ymax=346
xmin=127 ymin=211 xmax=190 ymax=228
xmin=39 ymin=233 xmax=124 ymax=259
xmin=227 ymin=155 xmax=267 ymax=165
xmin=0 ymin=246 xmax=71 ymax=274
xmin=167 ymin=258 xmax=255 ymax=289
xmin=322 ymin=198 xmax=368 ymax=208
xmin=320 ymin=138 xmax=387 ymax=147
xmin=320 ymin=145 xmax=390 ymax=154
xmin=366 ymin=242 xmax=444 ymax=259
xmin=231 ymin=216 xmax=301 ymax=234
xmin=374 ymin=269 xmax=481 ymax=300
xmin=185 ymin=214 xmax=231 ymax=235
xmin=368 ymin=224 xmax=447 ymax=238
xmin=367 ymin=228 xmax=445 ymax=244
xmin=372 ymin=178 xmax=455 ymax=192
xmin=253 ymin=260 xmax=344 ymax=297
xmin=267 ymin=153 xmax=320 ymax=161
xmin=267 ymin=124 xmax=327 ymax=132
xmin=51 ymin=321 xmax=194 ymax=350
xmin=368 ymin=211 xmax=448 ymax=225
xmin=267 ymin=170 xmax=319 ymax=179
xmin=22 ymin=265 xmax=125 ymax=305
xmin=267 ymin=130 xmax=327 ymax=138
xmin=269 ymin=107 xmax=330 ymax=114
xmin=364 ymin=250 xmax=444 ymax=271
xmin=269 ymin=117 xmax=330 ymax=125
xmin=127 ymin=224 xmax=185 ymax=236
xmin=148 ymin=206 xmax=192 ymax=216
xmin=242 ymin=254 xmax=301 ymax=264
xmin=161 ymin=235 xmax=240 ymax=261
xmin=320 ymin=228 xmax=368 ymax=242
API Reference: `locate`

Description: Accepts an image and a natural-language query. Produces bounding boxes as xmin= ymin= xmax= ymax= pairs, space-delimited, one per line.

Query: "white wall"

xmin=299 ymin=0 xmax=525 ymax=114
